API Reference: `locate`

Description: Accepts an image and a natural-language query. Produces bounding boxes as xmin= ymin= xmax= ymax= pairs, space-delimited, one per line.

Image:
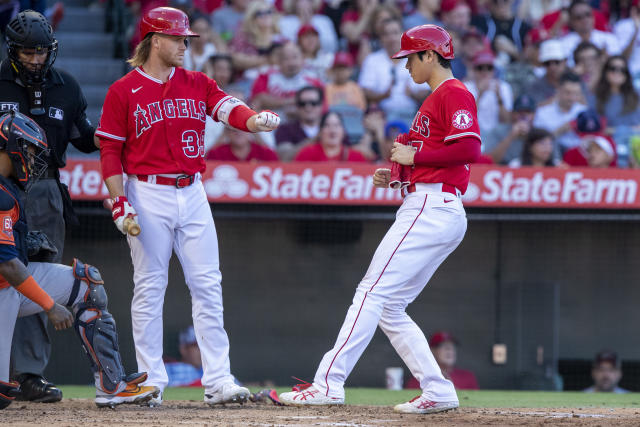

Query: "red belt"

xmin=405 ymin=183 xmax=459 ymax=196
xmin=136 ymin=174 xmax=196 ymax=188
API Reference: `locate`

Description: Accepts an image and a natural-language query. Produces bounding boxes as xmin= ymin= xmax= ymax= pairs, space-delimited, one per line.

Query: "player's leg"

xmin=125 ymin=179 xmax=176 ymax=395
xmin=19 ymin=261 xmax=159 ymax=407
xmin=172 ymin=181 xmax=248 ymax=406
xmin=0 ymin=288 xmax=21 ymax=384
xmin=10 ymin=179 xmax=65 ymax=403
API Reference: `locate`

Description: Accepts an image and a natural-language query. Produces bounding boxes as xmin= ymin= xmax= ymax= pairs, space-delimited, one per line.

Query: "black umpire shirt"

xmin=0 ymin=59 xmax=97 ymax=172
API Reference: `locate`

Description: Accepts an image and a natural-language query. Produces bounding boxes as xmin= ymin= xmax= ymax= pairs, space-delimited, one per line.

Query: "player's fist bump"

xmin=251 ymin=110 xmax=280 ymax=132
xmin=373 ymin=168 xmax=391 ymax=188
xmin=111 ymin=196 xmax=138 ymax=235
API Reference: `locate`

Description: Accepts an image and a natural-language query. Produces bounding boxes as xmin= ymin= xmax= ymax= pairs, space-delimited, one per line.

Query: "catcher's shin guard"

xmin=71 ymin=258 xmax=125 ymax=394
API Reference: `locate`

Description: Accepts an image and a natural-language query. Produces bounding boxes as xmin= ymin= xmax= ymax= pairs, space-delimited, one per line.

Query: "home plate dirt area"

xmin=1 ymin=400 xmax=640 ymax=426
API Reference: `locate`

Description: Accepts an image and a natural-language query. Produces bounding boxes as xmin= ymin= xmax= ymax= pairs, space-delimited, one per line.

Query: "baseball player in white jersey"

xmin=96 ymin=7 xmax=279 ymax=406
xmin=279 ymin=25 xmax=481 ymax=414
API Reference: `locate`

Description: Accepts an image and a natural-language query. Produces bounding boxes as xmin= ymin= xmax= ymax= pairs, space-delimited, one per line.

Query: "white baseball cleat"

xmin=393 ymin=395 xmax=459 ymax=414
xmin=204 ymin=383 xmax=251 ymax=406
xmin=279 ymin=385 xmax=345 ymax=406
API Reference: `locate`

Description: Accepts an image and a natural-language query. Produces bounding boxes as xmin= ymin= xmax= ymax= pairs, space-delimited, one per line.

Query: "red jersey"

xmin=206 ymin=143 xmax=279 ymax=162
xmin=294 ymin=143 xmax=368 ymax=162
xmin=97 ymin=67 xmax=232 ymax=176
xmin=408 ymin=78 xmax=480 ymax=194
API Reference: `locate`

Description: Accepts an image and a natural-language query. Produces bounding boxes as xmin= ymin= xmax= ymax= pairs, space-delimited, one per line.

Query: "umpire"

xmin=0 ymin=10 xmax=97 ymax=402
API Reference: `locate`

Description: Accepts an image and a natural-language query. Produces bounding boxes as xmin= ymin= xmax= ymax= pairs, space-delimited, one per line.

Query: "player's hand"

xmin=373 ymin=168 xmax=391 ymax=188
xmin=253 ymin=111 xmax=280 ymax=132
xmin=111 ymin=196 xmax=138 ymax=235
xmin=46 ymin=303 xmax=74 ymax=331
xmin=390 ymin=142 xmax=416 ymax=165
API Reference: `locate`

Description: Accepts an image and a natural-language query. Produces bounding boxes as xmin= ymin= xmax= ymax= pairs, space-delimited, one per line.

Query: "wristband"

xmin=15 ymin=275 xmax=55 ymax=311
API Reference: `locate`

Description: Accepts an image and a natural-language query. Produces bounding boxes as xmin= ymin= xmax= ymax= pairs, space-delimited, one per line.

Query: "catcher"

xmin=0 ymin=111 xmax=159 ymax=409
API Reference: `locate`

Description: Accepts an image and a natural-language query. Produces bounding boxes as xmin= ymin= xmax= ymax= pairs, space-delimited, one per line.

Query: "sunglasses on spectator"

xmin=474 ymin=64 xmax=494 ymax=72
xmin=298 ymin=100 xmax=321 ymax=107
xmin=606 ymin=65 xmax=627 ymax=73
xmin=543 ymin=60 xmax=563 ymax=67
xmin=571 ymin=11 xmax=592 ymax=20
xmin=255 ymin=9 xmax=273 ymax=17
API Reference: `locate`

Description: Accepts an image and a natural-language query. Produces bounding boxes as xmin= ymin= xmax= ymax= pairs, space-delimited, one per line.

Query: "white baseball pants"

xmin=313 ymin=186 xmax=467 ymax=401
xmin=126 ymin=176 xmax=234 ymax=393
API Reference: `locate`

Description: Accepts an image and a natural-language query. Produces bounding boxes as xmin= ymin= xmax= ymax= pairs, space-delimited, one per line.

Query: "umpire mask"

xmin=0 ymin=111 xmax=50 ymax=192
xmin=5 ymin=10 xmax=58 ymax=84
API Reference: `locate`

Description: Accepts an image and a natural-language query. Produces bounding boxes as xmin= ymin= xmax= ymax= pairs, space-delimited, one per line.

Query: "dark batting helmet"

xmin=140 ymin=7 xmax=199 ymax=40
xmin=392 ymin=24 xmax=454 ymax=60
xmin=5 ymin=10 xmax=58 ymax=84
xmin=0 ymin=111 xmax=49 ymax=192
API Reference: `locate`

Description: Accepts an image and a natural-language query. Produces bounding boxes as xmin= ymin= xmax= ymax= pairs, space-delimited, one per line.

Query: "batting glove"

xmin=254 ymin=110 xmax=280 ymax=131
xmin=111 ymin=196 xmax=138 ymax=235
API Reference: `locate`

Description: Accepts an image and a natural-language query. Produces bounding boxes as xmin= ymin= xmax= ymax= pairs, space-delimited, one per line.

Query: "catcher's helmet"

xmin=5 ymin=10 xmax=58 ymax=84
xmin=140 ymin=7 xmax=199 ymax=40
xmin=392 ymin=24 xmax=454 ymax=60
xmin=0 ymin=111 xmax=49 ymax=192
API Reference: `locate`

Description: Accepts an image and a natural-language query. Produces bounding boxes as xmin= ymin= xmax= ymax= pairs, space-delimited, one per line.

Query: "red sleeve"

xmin=100 ymin=140 xmax=124 ymax=179
xmin=442 ymin=87 xmax=481 ymax=144
xmin=96 ymin=85 xmax=128 ymax=143
xmin=228 ymin=104 xmax=257 ymax=131
xmin=413 ymin=137 xmax=480 ymax=167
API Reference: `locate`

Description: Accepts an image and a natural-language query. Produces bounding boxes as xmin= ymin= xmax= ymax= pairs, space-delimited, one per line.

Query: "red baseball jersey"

xmin=294 ymin=143 xmax=368 ymax=162
xmin=408 ymin=78 xmax=480 ymax=194
xmin=96 ymin=67 xmax=232 ymax=175
xmin=206 ymin=142 xmax=279 ymax=162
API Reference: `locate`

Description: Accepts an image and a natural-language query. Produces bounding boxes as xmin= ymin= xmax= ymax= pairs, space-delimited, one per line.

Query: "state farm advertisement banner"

xmin=60 ymin=159 xmax=640 ymax=209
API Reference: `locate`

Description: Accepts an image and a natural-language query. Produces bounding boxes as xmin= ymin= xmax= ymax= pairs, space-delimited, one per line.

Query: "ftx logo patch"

xmin=0 ymin=102 xmax=18 ymax=112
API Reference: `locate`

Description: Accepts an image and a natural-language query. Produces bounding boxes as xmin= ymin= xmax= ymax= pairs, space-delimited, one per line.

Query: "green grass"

xmin=58 ymin=386 xmax=640 ymax=408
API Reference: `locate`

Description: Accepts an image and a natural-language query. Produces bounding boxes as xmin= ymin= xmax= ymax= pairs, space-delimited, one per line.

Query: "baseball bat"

xmin=102 ymin=198 xmax=141 ymax=236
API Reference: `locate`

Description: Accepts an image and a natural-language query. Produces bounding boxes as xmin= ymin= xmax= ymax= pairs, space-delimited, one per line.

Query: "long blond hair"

xmin=242 ymin=0 xmax=280 ymax=47
xmin=127 ymin=35 xmax=152 ymax=68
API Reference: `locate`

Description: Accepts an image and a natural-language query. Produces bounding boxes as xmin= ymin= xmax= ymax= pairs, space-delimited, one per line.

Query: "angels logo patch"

xmin=452 ymin=110 xmax=473 ymax=130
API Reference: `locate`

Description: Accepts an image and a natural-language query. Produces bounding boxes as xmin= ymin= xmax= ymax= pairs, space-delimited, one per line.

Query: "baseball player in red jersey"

xmin=280 ymin=25 xmax=480 ymax=414
xmin=96 ymin=7 xmax=279 ymax=407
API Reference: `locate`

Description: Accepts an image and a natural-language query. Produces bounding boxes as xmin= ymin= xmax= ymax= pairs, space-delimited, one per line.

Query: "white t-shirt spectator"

xmin=358 ymin=50 xmax=428 ymax=124
xmin=183 ymin=43 xmax=217 ymax=72
xmin=614 ymin=19 xmax=640 ymax=75
xmin=533 ymin=101 xmax=586 ymax=150
xmin=560 ymin=30 xmax=622 ymax=67
xmin=280 ymin=15 xmax=339 ymax=53
xmin=464 ymin=80 xmax=514 ymax=138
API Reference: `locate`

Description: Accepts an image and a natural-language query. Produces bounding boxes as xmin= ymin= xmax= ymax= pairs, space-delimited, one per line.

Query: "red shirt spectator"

xmin=295 ymin=143 xmax=367 ymax=162
xmin=206 ymin=128 xmax=279 ymax=162
xmin=563 ymin=133 xmax=617 ymax=167
xmin=293 ymin=111 xmax=367 ymax=162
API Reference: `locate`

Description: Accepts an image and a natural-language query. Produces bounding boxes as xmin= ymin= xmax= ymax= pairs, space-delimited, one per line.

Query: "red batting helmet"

xmin=140 ymin=7 xmax=199 ymax=40
xmin=392 ymin=25 xmax=454 ymax=60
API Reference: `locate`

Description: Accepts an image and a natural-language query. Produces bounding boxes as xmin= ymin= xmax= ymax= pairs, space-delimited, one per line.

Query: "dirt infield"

xmin=1 ymin=400 xmax=639 ymax=426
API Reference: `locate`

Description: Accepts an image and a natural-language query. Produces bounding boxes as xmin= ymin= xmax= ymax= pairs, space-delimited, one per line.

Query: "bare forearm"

xmin=104 ymin=175 xmax=125 ymax=199
xmin=0 ymin=258 xmax=31 ymax=287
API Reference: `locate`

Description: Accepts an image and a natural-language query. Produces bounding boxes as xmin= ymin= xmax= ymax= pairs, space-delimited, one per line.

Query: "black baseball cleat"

xmin=16 ymin=374 xmax=63 ymax=403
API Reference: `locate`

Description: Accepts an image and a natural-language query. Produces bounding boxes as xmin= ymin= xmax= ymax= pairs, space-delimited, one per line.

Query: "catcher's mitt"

xmin=26 ymin=230 xmax=58 ymax=262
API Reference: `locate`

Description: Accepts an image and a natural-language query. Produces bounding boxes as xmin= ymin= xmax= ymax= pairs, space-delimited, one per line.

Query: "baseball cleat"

xmin=95 ymin=384 xmax=160 ymax=408
xmin=249 ymin=389 xmax=284 ymax=406
xmin=279 ymin=384 xmax=344 ymax=406
xmin=204 ymin=383 xmax=250 ymax=406
xmin=124 ymin=372 xmax=148 ymax=386
xmin=141 ymin=391 xmax=163 ymax=407
xmin=393 ymin=395 xmax=459 ymax=414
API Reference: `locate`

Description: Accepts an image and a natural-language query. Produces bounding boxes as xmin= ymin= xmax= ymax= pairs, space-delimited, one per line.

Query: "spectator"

xmin=471 ymin=0 xmax=531 ymax=66
xmin=250 ymin=41 xmax=324 ymax=118
xmin=525 ymin=39 xmax=568 ymax=105
xmin=211 ymin=0 xmax=250 ymax=42
xmin=339 ymin=0 xmax=380 ymax=66
xmin=453 ymin=27 xmax=489 ymax=80
xmin=559 ymin=0 xmax=621 ymax=66
xmin=279 ymin=0 xmax=338 ymax=54
xmin=572 ymin=41 xmax=603 ymax=92
xmin=165 ymin=326 xmax=204 ymax=387
xmin=509 ymin=128 xmax=557 ymax=167
xmin=440 ymin=0 xmax=472 ymax=36
xmin=614 ymin=2 xmax=640 ymax=79
xmin=584 ymin=351 xmax=629 ymax=393
xmin=230 ymin=0 xmax=284 ymax=73
xmin=533 ymin=71 xmax=586 ymax=152
xmin=297 ymin=25 xmax=334 ymax=81
xmin=369 ymin=4 xmax=404 ymax=54
xmin=483 ymin=93 xmax=537 ymax=164
xmin=183 ymin=14 xmax=223 ymax=71
xmin=325 ymin=52 xmax=366 ymax=111
xmin=405 ymin=331 xmax=479 ymax=390
xmin=358 ymin=18 xmax=428 ymax=127
xmin=353 ymin=103 xmax=387 ymax=161
xmin=503 ymin=27 xmax=546 ymax=99
xmin=203 ymin=54 xmax=234 ymax=89
xmin=294 ymin=111 xmax=368 ymax=162
xmin=275 ymin=86 xmax=324 ymax=161
xmin=206 ymin=127 xmax=279 ymax=161
xmin=589 ymin=55 xmax=640 ymax=128
xmin=403 ymin=0 xmax=443 ymax=30
xmin=464 ymin=50 xmax=514 ymax=138
xmin=563 ymin=133 xmax=618 ymax=167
